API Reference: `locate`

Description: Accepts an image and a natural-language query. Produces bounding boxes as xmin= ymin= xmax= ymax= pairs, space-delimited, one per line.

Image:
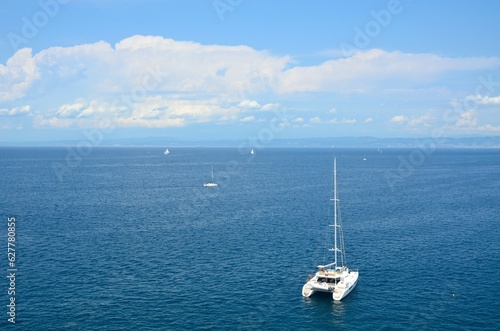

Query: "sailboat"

xmin=164 ymin=148 xmax=170 ymax=155
xmin=250 ymin=148 xmax=255 ymax=155
xmin=203 ymin=166 xmax=218 ymax=187
xmin=302 ymin=157 xmax=359 ymax=301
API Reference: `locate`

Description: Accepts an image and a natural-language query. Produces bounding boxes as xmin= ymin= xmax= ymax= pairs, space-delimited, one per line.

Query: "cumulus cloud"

xmin=456 ymin=110 xmax=479 ymax=127
xmin=0 ymin=48 xmax=39 ymax=101
xmin=310 ymin=116 xmax=322 ymax=123
xmin=33 ymin=95 xmax=243 ymax=129
xmin=466 ymin=95 xmax=500 ymax=105
xmin=277 ymin=49 xmax=500 ymax=93
xmin=442 ymin=109 xmax=500 ymax=133
xmin=408 ymin=114 xmax=432 ymax=126
xmin=2 ymin=35 xmax=500 ymax=133
xmin=0 ymin=105 xmax=31 ymax=116
xmin=328 ymin=118 xmax=357 ymax=124
xmin=240 ymin=115 xmax=255 ymax=122
xmin=477 ymin=124 xmax=500 ymax=132
xmin=390 ymin=115 xmax=408 ymax=123
xmin=237 ymin=100 xmax=280 ymax=112
xmin=238 ymin=100 xmax=261 ymax=109
xmin=390 ymin=114 xmax=433 ymax=127
xmin=1 ymin=35 xmax=290 ymax=104
xmin=260 ymin=103 xmax=281 ymax=111
xmin=56 ymin=100 xmax=87 ymax=118
xmin=33 ymin=116 xmax=74 ymax=128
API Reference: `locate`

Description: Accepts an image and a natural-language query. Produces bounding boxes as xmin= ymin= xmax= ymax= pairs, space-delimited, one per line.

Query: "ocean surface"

xmin=0 ymin=147 xmax=499 ymax=330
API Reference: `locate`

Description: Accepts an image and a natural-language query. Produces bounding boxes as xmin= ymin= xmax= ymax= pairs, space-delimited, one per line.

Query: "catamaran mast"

xmin=329 ymin=157 xmax=343 ymax=268
xmin=334 ymin=157 xmax=338 ymax=267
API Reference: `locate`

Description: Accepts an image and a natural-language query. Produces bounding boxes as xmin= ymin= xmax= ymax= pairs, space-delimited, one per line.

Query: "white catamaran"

xmin=302 ymin=157 xmax=359 ymax=301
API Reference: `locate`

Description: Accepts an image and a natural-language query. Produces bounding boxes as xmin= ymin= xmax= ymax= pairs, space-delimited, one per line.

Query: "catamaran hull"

xmin=303 ymin=271 xmax=359 ymax=300
xmin=332 ymin=272 xmax=359 ymax=301
xmin=302 ymin=283 xmax=315 ymax=297
xmin=302 ymin=278 xmax=337 ymax=297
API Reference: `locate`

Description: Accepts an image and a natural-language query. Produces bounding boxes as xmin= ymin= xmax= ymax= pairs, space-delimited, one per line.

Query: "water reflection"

xmin=302 ymin=292 xmax=347 ymax=327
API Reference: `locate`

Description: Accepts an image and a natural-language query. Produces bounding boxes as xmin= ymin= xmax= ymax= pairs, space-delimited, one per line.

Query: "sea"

xmin=0 ymin=146 xmax=499 ymax=330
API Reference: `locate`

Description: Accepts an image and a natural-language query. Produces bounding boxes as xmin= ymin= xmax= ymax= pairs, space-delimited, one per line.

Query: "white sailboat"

xmin=164 ymin=148 xmax=170 ymax=155
xmin=302 ymin=157 xmax=359 ymax=301
xmin=250 ymin=148 xmax=255 ymax=155
xmin=203 ymin=166 xmax=218 ymax=187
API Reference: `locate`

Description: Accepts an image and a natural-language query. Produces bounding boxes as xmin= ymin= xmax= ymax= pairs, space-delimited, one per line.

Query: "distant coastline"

xmin=1 ymin=136 xmax=499 ymax=149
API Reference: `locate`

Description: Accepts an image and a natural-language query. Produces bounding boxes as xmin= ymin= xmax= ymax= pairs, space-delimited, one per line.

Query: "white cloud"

xmin=5 ymin=39 xmax=497 ymax=105
xmin=0 ymin=48 xmax=40 ymax=102
xmin=442 ymin=109 xmax=500 ymax=133
xmin=57 ymin=100 xmax=87 ymax=118
xmin=34 ymin=96 xmax=242 ymax=129
xmin=260 ymin=103 xmax=281 ymax=111
xmin=3 ymin=36 xmax=500 ymax=135
xmin=114 ymin=117 xmax=185 ymax=128
xmin=390 ymin=113 xmax=433 ymax=128
xmin=240 ymin=115 xmax=255 ymax=122
xmin=34 ymin=116 xmax=74 ymax=128
xmin=237 ymin=100 xmax=280 ymax=112
xmin=277 ymin=49 xmax=500 ymax=93
xmin=390 ymin=115 xmax=408 ymax=123
xmin=292 ymin=117 xmax=304 ymax=123
xmin=466 ymin=95 xmax=500 ymax=105
xmin=408 ymin=114 xmax=432 ymax=126
xmin=477 ymin=124 xmax=500 ymax=132
xmin=456 ymin=110 xmax=478 ymax=127
xmin=328 ymin=118 xmax=357 ymax=124
xmin=111 ymin=35 xmax=289 ymax=95
xmin=1 ymin=36 xmax=290 ymax=106
xmin=238 ymin=100 xmax=261 ymax=109
xmin=0 ymin=105 xmax=31 ymax=116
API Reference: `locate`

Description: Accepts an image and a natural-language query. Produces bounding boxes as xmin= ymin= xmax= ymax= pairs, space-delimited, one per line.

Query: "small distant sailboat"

xmin=363 ymin=154 xmax=367 ymax=161
xmin=164 ymin=148 xmax=170 ymax=155
xmin=250 ymin=148 xmax=255 ymax=155
xmin=302 ymin=157 xmax=359 ymax=301
xmin=203 ymin=166 xmax=218 ymax=187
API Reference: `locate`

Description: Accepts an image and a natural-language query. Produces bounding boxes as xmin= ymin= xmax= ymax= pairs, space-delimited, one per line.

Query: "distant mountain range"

xmin=2 ymin=136 xmax=500 ymax=148
xmin=256 ymin=136 xmax=500 ymax=148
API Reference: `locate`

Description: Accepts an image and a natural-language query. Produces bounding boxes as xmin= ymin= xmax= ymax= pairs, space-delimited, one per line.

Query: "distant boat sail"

xmin=250 ymin=148 xmax=255 ymax=155
xmin=203 ymin=166 xmax=218 ymax=187
xmin=164 ymin=148 xmax=170 ymax=155
xmin=302 ymin=157 xmax=359 ymax=301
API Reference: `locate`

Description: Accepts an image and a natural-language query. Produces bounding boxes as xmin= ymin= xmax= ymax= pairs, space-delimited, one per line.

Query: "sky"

xmin=1 ymin=0 xmax=500 ymax=144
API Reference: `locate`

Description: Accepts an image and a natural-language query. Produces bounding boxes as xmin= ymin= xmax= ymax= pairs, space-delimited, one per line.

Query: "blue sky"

xmin=1 ymin=0 xmax=500 ymax=143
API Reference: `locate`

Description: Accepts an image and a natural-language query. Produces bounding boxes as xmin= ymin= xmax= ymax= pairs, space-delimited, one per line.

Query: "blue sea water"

xmin=0 ymin=147 xmax=499 ymax=330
